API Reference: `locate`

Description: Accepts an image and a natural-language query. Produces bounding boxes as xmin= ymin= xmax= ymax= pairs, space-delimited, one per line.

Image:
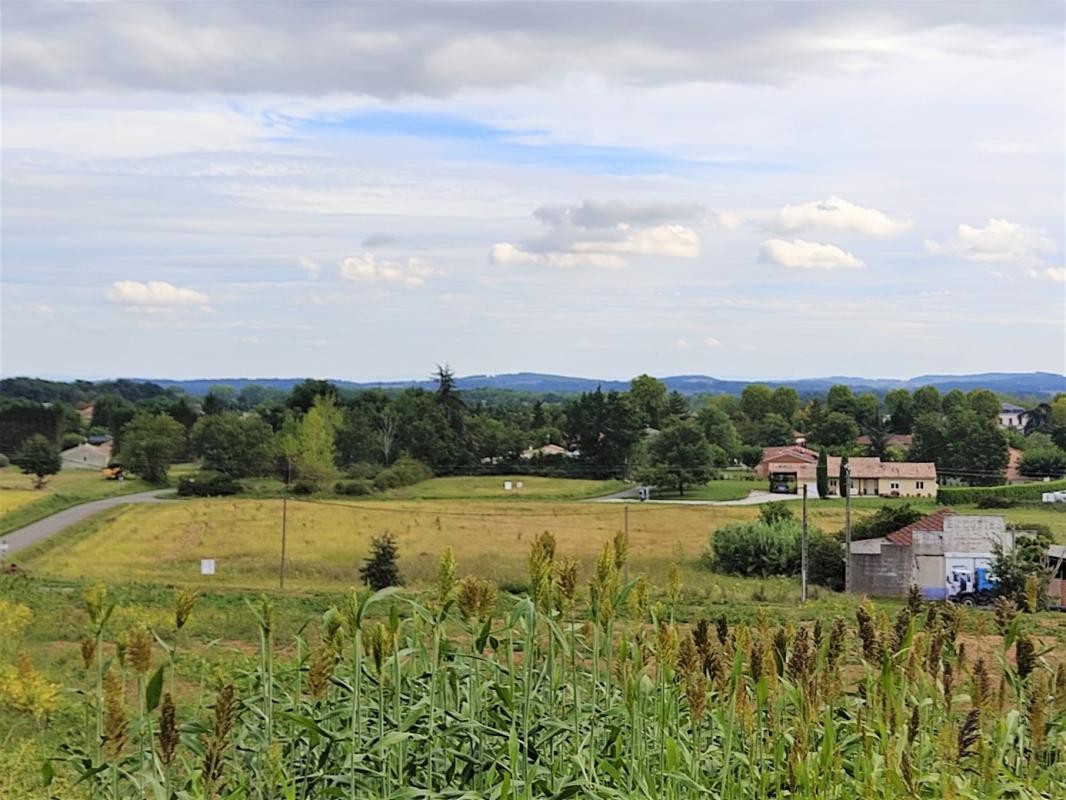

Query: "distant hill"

xmin=140 ymin=371 xmax=1066 ymax=399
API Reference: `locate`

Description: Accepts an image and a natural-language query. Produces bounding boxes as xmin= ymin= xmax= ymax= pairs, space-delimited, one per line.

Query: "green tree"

xmin=202 ymin=386 xmax=237 ymax=415
xmin=629 ymin=374 xmax=668 ymax=429
xmin=816 ymin=447 xmax=829 ymax=499
xmin=1018 ymin=447 xmax=1066 ymax=479
xmin=944 ymin=409 xmax=1008 ymax=485
xmin=853 ymin=394 xmax=880 ymax=429
xmin=120 ymin=413 xmax=185 ymax=484
xmin=287 ymin=379 xmax=339 ymax=413
xmin=12 ymin=433 xmax=62 ymax=489
xmin=770 ymin=387 xmax=800 ymax=422
xmin=912 ymin=385 xmax=941 ymax=416
xmin=757 ymin=413 xmax=794 ymax=446
xmin=910 ymin=412 xmax=948 ymax=464
xmin=637 ymin=419 xmax=717 ymax=496
xmin=838 ymin=455 xmax=849 ymax=498
xmin=191 ymin=413 xmax=277 ymax=477
xmin=884 ymin=388 xmax=914 ymax=434
xmin=1051 ymin=395 xmax=1066 ymax=450
xmin=740 ymin=384 xmax=774 ymax=422
xmin=697 ymin=404 xmax=740 ymax=459
xmin=287 ymin=395 xmax=341 ymax=490
xmin=812 ymin=411 xmax=860 ymax=450
xmin=433 ymin=364 xmax=467 ymax=437
xmin=565 ymin=389 xmax=642 ymax=477
xmin=942 ymin=389 xmax=968 ymax=417
xmin=360 ymin=534 xmax=404 ymax=590
xmin=666 ymin=390 xmax=689 ymax=419
xmin=826 ymin=384 xmax=855 ymax=416
xmin=991 ymin=527 xmax=1053 ymax=610
xmin=967 ymin=389 xmax=1000 ymax=421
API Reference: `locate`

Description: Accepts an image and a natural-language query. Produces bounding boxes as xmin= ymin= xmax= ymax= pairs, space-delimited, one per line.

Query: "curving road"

xmin=1 ymin=489 xmax=173 ymax=557
xmin=588 ymin=485 xmax=802 ymax=506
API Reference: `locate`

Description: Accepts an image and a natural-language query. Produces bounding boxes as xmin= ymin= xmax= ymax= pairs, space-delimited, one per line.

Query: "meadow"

xmin=0 ymin=465 xmax=195 ymax=536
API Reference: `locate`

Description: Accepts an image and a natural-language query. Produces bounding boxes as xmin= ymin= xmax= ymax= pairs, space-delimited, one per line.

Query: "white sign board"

xmin=516 ymin=481 xmax=524 ymax=489
xmin=503 ymin=481 xmax=513 ymax=491
xmin=200 ymin=559 xmax=216 ymax=576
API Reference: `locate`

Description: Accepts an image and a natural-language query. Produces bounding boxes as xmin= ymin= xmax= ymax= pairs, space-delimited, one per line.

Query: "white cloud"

xmin=925 ymin=218 xmax=1056 ymax=264
xmin=107 ymin=280 xmax=211 ymax=310
xmin=674 ymin=338 xmax=691 ymax=350
xmin=702 ymin=337 xmax=722 ymax=349
xmin=492 ymin=200 xmax=712 ymax=269
xmin=761 ymin=238 xmax=864 ymax=269
xmin=1029 ymin=266 xmax=1066 ymax=283
xmin=298 ymin=257 xmax=321 ymax=280
xmin=239 ymin=335 xmax=260 ymax=344
xmin=339 ymin=254 xmax=438 ymax=287
xmin=774 ymin=195 xmax=911 ymax=235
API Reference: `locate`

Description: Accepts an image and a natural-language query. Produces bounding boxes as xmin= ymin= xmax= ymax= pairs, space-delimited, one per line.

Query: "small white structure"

xmin=61 ymin=441 xmax=112 ymax=470
xmin=200 ymin=559 xmax=216 ymax=576
xmin=1043 ymin=491 xmax=1066 ymax=504
xmin=997 ymin=403 xmax=1029 ymax=430
xmin=503 ymin=481 xmax=513 ymax=491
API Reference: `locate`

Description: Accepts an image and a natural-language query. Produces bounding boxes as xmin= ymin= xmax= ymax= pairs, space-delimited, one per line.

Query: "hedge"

xmin=937 ymin=478 xmax=1066 ymax=505
xmin=178 ymin=472 xmax=242 ymax=497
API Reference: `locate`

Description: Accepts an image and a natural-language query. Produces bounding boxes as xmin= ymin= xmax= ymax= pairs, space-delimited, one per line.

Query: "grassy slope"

xmin=0 ymin=464 xmax=196 ymax=536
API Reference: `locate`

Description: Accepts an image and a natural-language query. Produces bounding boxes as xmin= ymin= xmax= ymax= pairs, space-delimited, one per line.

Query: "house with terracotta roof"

xmin=849 ymin=510 xmax=1014 ymax=598
xmin=756 ymin=446 xmax=937 ymax=498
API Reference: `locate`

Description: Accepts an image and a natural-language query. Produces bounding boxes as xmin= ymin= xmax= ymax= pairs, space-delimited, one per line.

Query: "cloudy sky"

xmin=2 ymin=1 xmax=1063 ymax=382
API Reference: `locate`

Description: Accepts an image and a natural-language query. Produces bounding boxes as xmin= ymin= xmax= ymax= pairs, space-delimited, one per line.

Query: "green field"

xmin=651 ymin=478 xmax=759 ymax=501
xmin=0 ymin=464 xmax=199 ymax=536
xmin=381 ymin=474 xmax=629 ymax=501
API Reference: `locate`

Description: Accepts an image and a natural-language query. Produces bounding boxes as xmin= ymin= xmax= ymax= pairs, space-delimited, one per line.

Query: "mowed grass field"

xmin=650 ymin=478 xmax=758 ymax=501
xmin=381 ymin=474 xmax=629 ymax=501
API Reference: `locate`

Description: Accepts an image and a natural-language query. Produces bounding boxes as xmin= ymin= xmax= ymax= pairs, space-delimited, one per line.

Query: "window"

xmin=916 ymin=481 xmax=924 ymax=489
xmin=890 ymin=482 xmax=899 ymax=490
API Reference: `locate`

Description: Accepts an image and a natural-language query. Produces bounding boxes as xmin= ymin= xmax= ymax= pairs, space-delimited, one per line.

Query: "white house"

xmin=998 ymin=403 xmax=1029 ymax=430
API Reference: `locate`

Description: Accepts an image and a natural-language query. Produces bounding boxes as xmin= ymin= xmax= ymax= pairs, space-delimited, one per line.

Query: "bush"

xmin=759 ymin=503 xmax=794 ymax=525
xmin=851 ymin=503 xmax=924 ymax=541
xmin=61 ymin=433 xmax=85 ymax=450
xmin=807 ymin=532 xmax=844 ymax=590
xmin=291 ymin=480 xmax=318 ymax=495
xmin=360 ymin=534 xmax=403 ymax=590
xmin=334 ymin=479 xmax=375 ymax=496
xmin=0 ymin=454 xmax=9 ymax=469
xmin=1018 ymin=447 xmax=1066 ymax=479
xmin=373 ymin=456 xmax=433 ymax=491
xmin=937 ymin=478 xmax=1066 ymax=505
xmin=977 ymin=495 xmax=1016 ymax=509
xmin=177 ymin=472 xmax=242 ymax=497
xmin=345 ymin=461 xmax=380 ymax=480
xmin=706 ymin=520 xmax=800 ymax=577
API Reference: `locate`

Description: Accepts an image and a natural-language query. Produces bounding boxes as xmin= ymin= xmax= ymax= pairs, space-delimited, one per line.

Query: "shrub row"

xmin=936 ymin=477 xmax=1066 ymax=505
xmin=177 ymin=472 xmax=243 ymax=497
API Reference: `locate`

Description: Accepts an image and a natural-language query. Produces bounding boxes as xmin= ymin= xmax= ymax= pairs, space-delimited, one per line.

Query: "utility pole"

xmin=801 ymin=484 xmax=809 ymax=603
xmin=844 ymin=460 xmax=852 ymax=594
xmin=280 ymin=459 xmax=290 ymax=590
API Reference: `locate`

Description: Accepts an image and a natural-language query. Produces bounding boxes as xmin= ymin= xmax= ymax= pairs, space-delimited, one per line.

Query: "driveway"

xmin=1 ymin=489 xmax=173 ymax=557
xmin=589 ymin=488 xmax=803 ymax=507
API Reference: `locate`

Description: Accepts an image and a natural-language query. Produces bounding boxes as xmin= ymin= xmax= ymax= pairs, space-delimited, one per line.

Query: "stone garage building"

xmin=848 ymin=509 xmax=1014 ymax=599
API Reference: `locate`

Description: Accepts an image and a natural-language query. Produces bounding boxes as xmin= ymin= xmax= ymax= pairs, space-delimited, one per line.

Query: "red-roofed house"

xmin=757 ymin=447 xmax=937 ymax=498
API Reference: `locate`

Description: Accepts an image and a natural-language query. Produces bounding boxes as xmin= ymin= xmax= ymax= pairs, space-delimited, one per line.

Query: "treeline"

xmin=2 ymin=371 xmax=1065 ymax=489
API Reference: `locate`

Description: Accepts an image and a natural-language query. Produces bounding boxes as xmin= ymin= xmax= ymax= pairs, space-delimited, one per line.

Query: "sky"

xmin=1 ymin=1 xmax=1064 ymax=382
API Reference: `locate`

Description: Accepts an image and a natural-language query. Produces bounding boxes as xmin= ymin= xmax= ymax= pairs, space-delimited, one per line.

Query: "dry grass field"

xmin=22 ymin=496 xmax=877 ymax=591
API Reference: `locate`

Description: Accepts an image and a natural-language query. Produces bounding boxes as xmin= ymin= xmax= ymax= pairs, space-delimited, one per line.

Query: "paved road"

xmin=590 ymin=486 xmax=802 ymax=507
xmin=1 ymin=489 xmax=173 ymax=556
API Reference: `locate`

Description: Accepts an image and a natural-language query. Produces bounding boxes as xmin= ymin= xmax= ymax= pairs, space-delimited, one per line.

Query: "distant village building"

xmin=849 ymin=510 xmax=1012 ymax=599
xmin=756 ymin=446 xmax=937 ymax=497
xmin=519 ymin=443 xmax=576 ymax=460
xmin=997 ymin=402 xmax=1029 ymax=430
xmin=61 ymin=440 xmax=112 ymax=470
